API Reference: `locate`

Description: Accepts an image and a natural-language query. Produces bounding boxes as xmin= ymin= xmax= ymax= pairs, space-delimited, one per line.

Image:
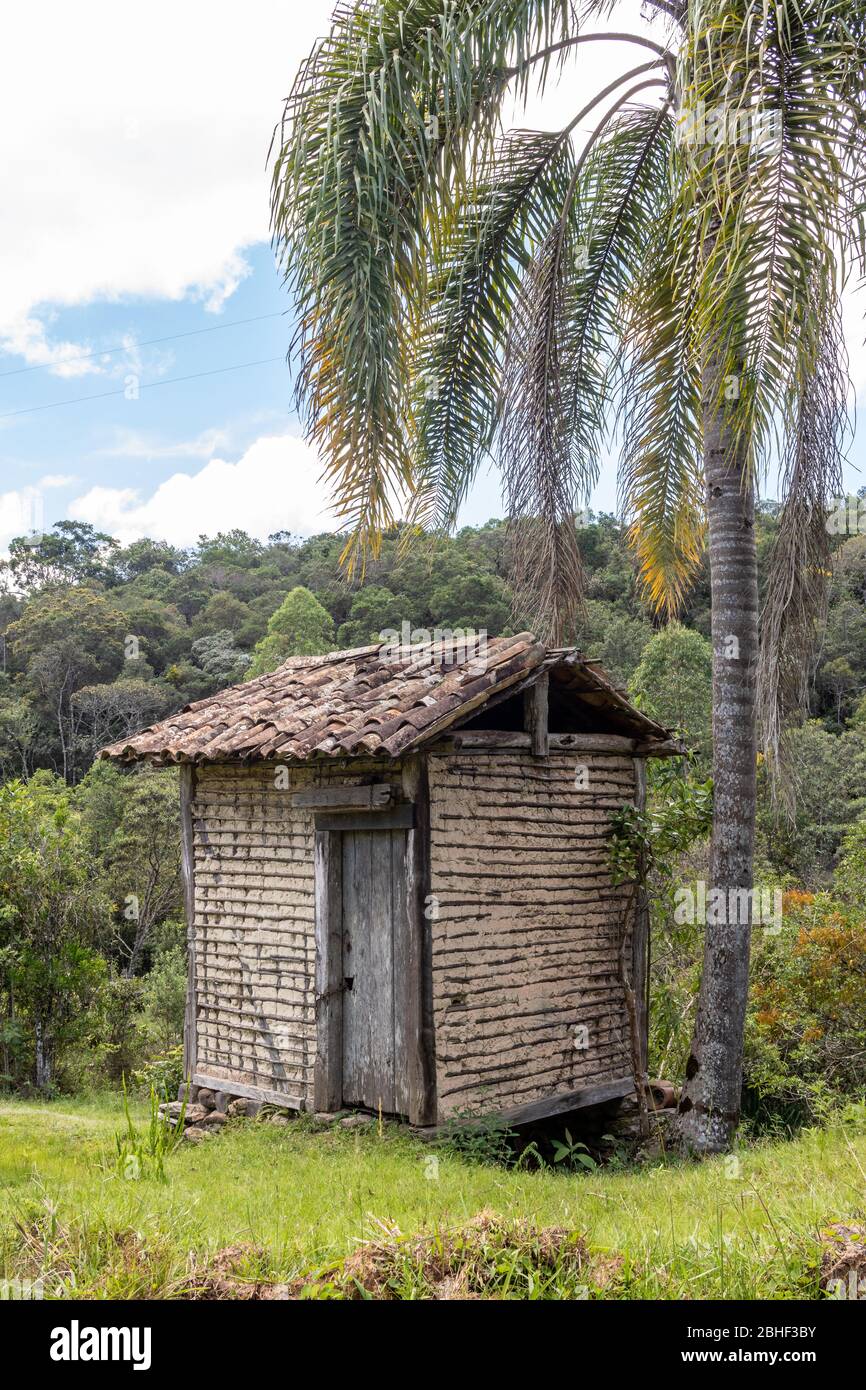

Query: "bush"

xmin=139 ymin=938 xmax=186 ymax=1051
xmin=743 ymin=891 xmax=866 ymax=1130
xmin=131 ymin=1046 xmax=185 ymax=1102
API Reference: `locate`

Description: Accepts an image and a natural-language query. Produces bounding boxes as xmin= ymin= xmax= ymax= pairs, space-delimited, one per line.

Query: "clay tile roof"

xmin=99 ymin=633 xmax=671 ymax=765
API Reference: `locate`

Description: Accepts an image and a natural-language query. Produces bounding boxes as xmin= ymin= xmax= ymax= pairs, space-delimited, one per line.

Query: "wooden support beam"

xmin=632 ymin=758 xmax=650 ymax=1074
xmin=313 ymin=829 xmax=343 ymax=1113
xmin=401 ymin=756 xmax=437 ymax=1126
xmin=523 ymin=672 xmax=549 ymax=756
xmin=441 ymin=730 xmax=640 ymax=754
xmin=314 ymin=804 xmax=414 ymax=832
xmin=192 ymin=1074 xmax=303 ymax=1111
xmin=179 ymin=765 xmax=197 ymax=1083
xmin=435 ymin=729 xmax=683 ymax=757
xmin=421 ymin=1078 xmax=634 ymax=1134
xmin=292 ymin=783 xmax=393 ymax=811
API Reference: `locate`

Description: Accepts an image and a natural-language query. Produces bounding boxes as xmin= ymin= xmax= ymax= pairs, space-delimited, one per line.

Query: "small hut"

xmin=102 ymin=633 xmax=677 ymax=1127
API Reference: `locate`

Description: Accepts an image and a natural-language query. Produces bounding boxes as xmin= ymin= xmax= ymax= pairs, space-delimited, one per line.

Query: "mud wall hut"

xmin=102 ymin=633 xmax=676 ymax=1126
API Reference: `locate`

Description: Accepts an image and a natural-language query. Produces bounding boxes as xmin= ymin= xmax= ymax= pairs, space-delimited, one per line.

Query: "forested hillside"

xmin=1 ymin=508 xmax=864 ymax=1106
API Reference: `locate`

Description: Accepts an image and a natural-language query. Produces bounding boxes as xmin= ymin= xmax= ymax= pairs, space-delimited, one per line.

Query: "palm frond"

xmin=407 ymin=126 xmax=576 ymax=532
xmin=619 ymin=162 xmax=704 ymax=617
xmin=500 ymin=207 xmax=586 ymax=644
xmin=677 ymin=0 xmax=866 ymax=478
xmin=499 ymin=101 xmax=673 ymax=641
xmin=270 ymin=0 xmax=578 ymax=567
xmin=757 ymin=290 xmax=850 ymax=798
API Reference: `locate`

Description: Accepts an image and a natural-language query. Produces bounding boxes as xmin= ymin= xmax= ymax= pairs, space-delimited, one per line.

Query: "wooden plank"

xmin=370 ymin=830 xmax=397 ymax=1113
xmin=441 ymin=731 xmax=640 ymax=754
xmin=341 ymin=830 xmax=371 ymax=1108
xmin=634 ymin=736 xmax=686 ymax=758
xmin=314 ymin=805 xmax=415 ymax=832
xmin=313 ymin=829 xmax=343 ymax=1112
xmin=524 ymin=672 xmax=549 ymax=756
xmin=192 ymin=1073 xmax=303 ymax=1111
xmin=427 ymin=1078 xmax=634 ymax=1132
xmin=632 ymin=757 xmax=650 ymax=1074
xmin=180 ymin=765 xmax=197 ymax=1083
xmin=401 ymin=755 xmax=437 ymax=1125
xmin=391 ymin=827 xmax=410 ymax=1117
xmin=292 ymin=783 xmax=393 ymax=810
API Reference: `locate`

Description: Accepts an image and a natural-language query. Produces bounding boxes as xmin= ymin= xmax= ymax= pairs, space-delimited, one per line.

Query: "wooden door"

xmin=340 ymin=828 xmax=410 ymax=1114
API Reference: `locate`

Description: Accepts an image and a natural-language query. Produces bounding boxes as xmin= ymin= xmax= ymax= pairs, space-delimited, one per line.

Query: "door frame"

xmin=312 ymin=758 xmax=436 ymax=1124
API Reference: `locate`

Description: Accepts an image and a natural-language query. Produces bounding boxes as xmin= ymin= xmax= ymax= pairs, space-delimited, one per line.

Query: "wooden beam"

xmin=493 ymin=1077 xmax=635 ymax=1127
xmin=634 ymin=736 xmax=687 ymax=758
xmin=424 ymin=1078 xmax=634 ymax=1133
xmin=523 ymin=672 xmax=549 ymax=756
xmin=438 ymin=731 xmax=641 ymax=754
xmin=313 ymin=829 xmax=343 ymax=1112
xmin=292 ymin=783 xmax=393 ymax=810
xmin=401 ymin=755 xmax=437 ymax=1126
xmin=192 ymin=1074 xmax=303 ymax=1111
xmin=314 ymin=805 xmax=414 ymax=832
xmin=179 ymin=765 xmax=197 ymax=1083
xmin=632 ymin=758 xmax=650 ymax=1074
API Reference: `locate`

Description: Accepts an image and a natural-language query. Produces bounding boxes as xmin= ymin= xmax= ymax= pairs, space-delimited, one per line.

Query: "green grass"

xmin=1 ymin=1094 xmax=864 ymax=1299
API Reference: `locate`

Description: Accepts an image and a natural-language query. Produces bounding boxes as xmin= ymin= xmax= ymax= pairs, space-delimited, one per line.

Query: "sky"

xmin=1 ymin=1 xmax=864 ymax=555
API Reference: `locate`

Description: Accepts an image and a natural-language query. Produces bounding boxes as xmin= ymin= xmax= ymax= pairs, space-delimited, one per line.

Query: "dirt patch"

xmin=819 ymin=1222 xmax=866 ymax=1295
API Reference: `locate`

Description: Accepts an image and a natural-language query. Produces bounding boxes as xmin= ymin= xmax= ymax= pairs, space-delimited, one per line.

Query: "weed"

xmin=110 ymin=1077 xmax=186 ymax=1183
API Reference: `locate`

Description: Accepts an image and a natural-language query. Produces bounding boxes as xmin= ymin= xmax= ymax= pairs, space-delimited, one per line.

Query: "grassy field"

xmin=1 ymin=1095 xmax=864 ymax=1299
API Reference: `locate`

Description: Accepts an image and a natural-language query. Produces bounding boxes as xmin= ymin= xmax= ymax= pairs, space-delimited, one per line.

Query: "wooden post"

xmin=179 ymin=764 xmax=198 ymax=1083
xmin=632 ymin=757 xmax=650 ymax=1074
xmin=523 ymin=673 xmax=549 ymax=756
xmin=313 ymin=830 xmax=343 ymax=1112
xmin=401 ymin=755 xmax=437 ymax=1125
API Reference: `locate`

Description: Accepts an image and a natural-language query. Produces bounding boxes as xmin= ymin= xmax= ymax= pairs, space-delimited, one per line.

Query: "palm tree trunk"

xmin=677 ymin=350 xmax=759 ymax=1154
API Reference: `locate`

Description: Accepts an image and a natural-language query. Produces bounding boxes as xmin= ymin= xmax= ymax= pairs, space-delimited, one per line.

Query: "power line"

xmin=0 ymin=311 xmax=287 ymax=379
xmin=0 ymin=356 xmax=286 ymax=420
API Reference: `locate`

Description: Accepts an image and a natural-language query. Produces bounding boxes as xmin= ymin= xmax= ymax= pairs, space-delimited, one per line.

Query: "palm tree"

xmin=270 ymin=0 xmax=866 ymax=1152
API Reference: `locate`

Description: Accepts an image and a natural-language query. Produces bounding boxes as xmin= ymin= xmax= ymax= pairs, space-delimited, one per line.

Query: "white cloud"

xmin=0 ymin=1 xmax=335 ymax=368
xmin=68 ymin=433 xmax=340 ymax=547
xmin=38 ymin=473 xmax=77 ymax=490
xmin=95 ymin=426 xmax=232 ymax=461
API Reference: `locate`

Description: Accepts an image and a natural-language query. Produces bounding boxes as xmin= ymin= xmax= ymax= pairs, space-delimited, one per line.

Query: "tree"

xmin=110 ymin=537 xmax=187 ymax=581
xmin=0 ymin=776 xmax=108 ymax=1089
xmin=7 ymin=587 xmax=127 ymax=782
xmin=0 ymin=521 xmax=119 ymax=595
xmin=248 ymin=587 xmax=335 ymax=676
xmin=190 ymin=631 xmax=251 ymax=687
xmin=72 ymin=678 xmax=178 ymax=765
xmin=757 ymin=723 xmax=866 ymax=886
xmin=595 ymin=614 xmax=652 ymax=691
xmin=75 ymin=764 xmax=183 ymax=977
xmin=336 ymin=585 xmax=410 ymax=648
xmin=272 ymin=1 xmax=866 ymax=1151
xmin=629 ymin=623 xmax=712 ymax=755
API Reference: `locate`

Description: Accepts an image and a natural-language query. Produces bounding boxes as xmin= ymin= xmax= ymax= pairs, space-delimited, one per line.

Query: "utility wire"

xmin=0 ymin=310 xmax=286 ymax=379
xmin=0 ymin=356 xmax=286 ymax=420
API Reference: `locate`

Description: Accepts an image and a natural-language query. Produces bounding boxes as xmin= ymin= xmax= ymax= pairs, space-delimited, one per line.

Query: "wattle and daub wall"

xmin=187 ymin=747 xmax=636 ymax=1120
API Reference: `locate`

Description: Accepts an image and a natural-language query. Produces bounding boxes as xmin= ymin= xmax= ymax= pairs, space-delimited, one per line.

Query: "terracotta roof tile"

xmin=100 ymin=634 xmax=671 ymax=765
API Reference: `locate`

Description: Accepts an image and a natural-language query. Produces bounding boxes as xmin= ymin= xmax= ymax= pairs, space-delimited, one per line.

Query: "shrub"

xmin=743 ymin=893 xmax=866 ymax=1130
xmin=130 ymin=1047 xmax=185 ymax=1103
